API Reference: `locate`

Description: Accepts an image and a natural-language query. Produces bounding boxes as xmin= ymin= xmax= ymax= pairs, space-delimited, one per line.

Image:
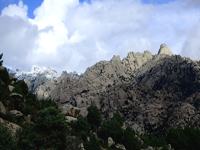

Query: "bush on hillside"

xmin=13 ymin=80 xmax=28 ymax=96
xmin=166 ymin=126 xmax=200 ymax=150
xmin=111 ymin=113 xmax=123 ymax=127
xmin=75 ymin=116 xmax=91 ymax=135
xmin=18 ymin=106 xmax=67 ymax=150
xmin=0 ymin=124 xmax=17 ymax=150
xmin=0 ymin=67 xmax=9 ymax=86
xmin=98 ymin=119 xmax=123 ymax=143
xmin=122 ymin=126 xmax=141 ymax=150
xmin=84 ymin=134 xmax=101 ymax=150
xmin=87 ymin=105 xmax=102 ymax=130
xmin=13 ymin=85 xmax=23 ymax=95
xmin=0 ymin=54 xmax=9 ymax=85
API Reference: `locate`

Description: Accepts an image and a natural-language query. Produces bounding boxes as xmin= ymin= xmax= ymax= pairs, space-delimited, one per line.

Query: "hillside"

xmin=45 ymin=44 xmax=200 ymax=135
xmin=2 ymin=44 xmax=200 ymax=150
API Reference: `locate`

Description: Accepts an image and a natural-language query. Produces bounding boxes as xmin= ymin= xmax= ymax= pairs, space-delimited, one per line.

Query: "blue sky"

xmin=0 ymin=0 xmax=200 ymax=72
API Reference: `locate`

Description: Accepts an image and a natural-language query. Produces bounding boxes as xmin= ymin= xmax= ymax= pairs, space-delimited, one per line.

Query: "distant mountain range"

xmin=8 ymin=67 xmax=82 ymax=81
xmin=7 ymin=67 xmax=83 ymax=100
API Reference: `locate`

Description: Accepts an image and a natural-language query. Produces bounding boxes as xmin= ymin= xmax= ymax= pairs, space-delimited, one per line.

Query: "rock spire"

xmin=158 ymin=44 xmax=174 ymax=56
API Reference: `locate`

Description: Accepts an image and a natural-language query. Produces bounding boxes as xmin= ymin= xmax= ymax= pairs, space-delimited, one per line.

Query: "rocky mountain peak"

xmin=111 ymin=55 xmax=121 ymax=63
xmin=158 ymin=44 xmax=174 ymax=56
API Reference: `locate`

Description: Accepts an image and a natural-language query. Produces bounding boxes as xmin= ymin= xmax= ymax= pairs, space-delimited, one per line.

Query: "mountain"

xmin=8 ymin=67 xmax=61 ymax=81
xmin=7 ymin=44 xmax=200 ymax=136
xmin=8 ymin=67 xmax=83 ymax=100
xmin=49 ymin=44 xmax=200 ymax=135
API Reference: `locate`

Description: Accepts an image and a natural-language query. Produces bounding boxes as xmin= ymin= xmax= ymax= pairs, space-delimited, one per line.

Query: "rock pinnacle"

xmin=158 ymin=44 xmax=174 ymax=56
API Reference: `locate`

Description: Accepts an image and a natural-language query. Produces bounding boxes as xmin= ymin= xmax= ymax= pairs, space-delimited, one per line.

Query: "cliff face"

xmin=49 ymin=44 xmax=200 ymax=135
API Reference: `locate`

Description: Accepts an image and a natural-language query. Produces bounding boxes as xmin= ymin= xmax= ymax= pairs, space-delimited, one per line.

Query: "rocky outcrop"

xmin=0 ymin=66 xmax=5 ymax=70
xmin=0 ymin=118 xmax=21 ymax=139
xmin=33 ymin=78 xmax=57 ymax=99
xmin=8 ymin=85 xmax=14 ymax=92
xmin=158 ymin=44 xmax=174 ymax=56
xmin=9 ymin=110 xmax=23 ymax=118
xmin=0 ymin=101 xmax=6 ymax=115
xmin=116 ymin=144 xmax=126 ymax=150
xmin=66 ymin=116 xmax=77 ymax=123
xmin=60 ymin=104 xmax=81 ymax=118
xmin=10 ymin=93 xmax=23 ymax=98
xmin=108 ymin=137 xmax=115 ymax=147
xmin=99 ymin=55 xmax=200 ymax=135
xmin=48 ymin=44 xmax=200 ymax=136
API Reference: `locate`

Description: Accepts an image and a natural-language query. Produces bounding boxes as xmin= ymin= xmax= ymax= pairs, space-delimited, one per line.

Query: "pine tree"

xmin=0 ymin=53 xmax=3 ymax=66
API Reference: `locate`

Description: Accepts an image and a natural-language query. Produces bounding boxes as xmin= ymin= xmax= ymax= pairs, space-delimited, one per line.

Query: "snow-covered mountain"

xmin=8 ymin=67 xmax=83 ymax=81
xmin=8 ymin=67 xmax=61 ymax=81
xmin=7 ymin=67 xmax=83 ymax=100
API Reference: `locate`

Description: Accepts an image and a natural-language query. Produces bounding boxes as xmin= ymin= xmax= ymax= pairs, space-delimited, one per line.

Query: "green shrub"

xmin=0 ymin=68 xmax=9 ymax=85
xmin=40 ymin=99 xmax=58 ymax=109
xmin=75 ymin=116 xmax=91 ymax=135
xmin=111 ymin=113 xmax=123 ymax=127
xmin=166 ymin=126 xmax=200 ymax=150
xmin=148 ymin=134 xmax=166 ymax=148
xmin=0 ymin=82 xmax=6 ymax=100
xmin=139 ymin=133 xmax=166 ymax=148
xmin=22 ymin=105 xmax=32 ymax=116
xmin=0 ymin=53 xmax=3 ymax=66
xmin=13 ymin=80 xmax=28 ymax=96
xmin=80 ymin=131 xmax=88 ymax=142
xmin=98 ymin=119 xmax=123 ymax=143
xmin=87 ymin=105 xmax=102 ymax=130
xmin=13 ymin=85 xmax=23 ymax=95
xmin=122 ymin=126 xmax=141 ymax=150
xmin=18 ymin=107 xmax=67 ymax=150
xmin=17 ymin=124 xmax=36 ymax=150
xmin=84 ymin=134 xmax=101 ymax=150
xmin=0 ymin=124 xmax=17 ymax=150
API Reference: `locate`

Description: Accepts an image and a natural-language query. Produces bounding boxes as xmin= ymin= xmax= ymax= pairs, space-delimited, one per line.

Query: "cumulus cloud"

xmin=0 ymin=0 xmax=200 ymax=73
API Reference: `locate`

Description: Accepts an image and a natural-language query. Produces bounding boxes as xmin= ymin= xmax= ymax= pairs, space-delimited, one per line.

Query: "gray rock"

xmin=9 ymin=110 xmax=23 ymax=118
xmin=141 ymin=146 xmax=154 ymax=150
xmin=26 ymin=114 xmax=32 ymax=124
xmin=8 ymin=85 xmax=14 ymax=93
xmin=158 ymin=44 xmax=174 ymax=56
xmin=10 ymin=93 xmax=23 ymax=98
xmin=0 ymin=118 xmax=21 ymax=139
xmin=78 ymin=143 xmax=85 ymax=150
xmin=116 ymin=144 xmax=126 ymax=150
xmin=0 ymin=101 xmax=6 ymax=115
xmin=60 ymin=104 xmax=80 ymax=118
xmin=108 ymin=137 xmax=115 ymax=147
xmin=0 ymin=66 xmax=5 ymax=70
xmin=66 ymin=116 xmax=77 ymax=123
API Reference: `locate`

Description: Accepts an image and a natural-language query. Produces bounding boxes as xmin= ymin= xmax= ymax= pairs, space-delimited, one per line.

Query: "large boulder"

xmin=108 ymin=137 xmax=115 ymax=147
xmin=10 ymin=93 xmax=23 ymax=98
xmin=65 ymin=116 xmax=77 ymax=123
xmin=8 ymin=85 xmax=14 ymax=93
xmin=116 ymin=144 xmax=126 ymax=150
xmin=60 ymin=104 xmax=80 ymax=118
xmin=9 ymin=110 xmax=23 ymax=118
xmin=0 ymin=101 xmax=6 ymax=115
xmin=0 ymin=66 xmax=5 ymax=70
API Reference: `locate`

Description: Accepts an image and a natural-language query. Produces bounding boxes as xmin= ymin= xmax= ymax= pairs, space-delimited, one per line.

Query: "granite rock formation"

xmin=49 ymin=44 xmax=200 ymax=135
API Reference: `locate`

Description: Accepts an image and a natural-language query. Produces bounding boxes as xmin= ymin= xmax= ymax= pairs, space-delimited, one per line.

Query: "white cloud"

xmin=0 ymin=0 xmax=200 ymax=73
xmin=1 ymin=0 xmax=27 ymax=19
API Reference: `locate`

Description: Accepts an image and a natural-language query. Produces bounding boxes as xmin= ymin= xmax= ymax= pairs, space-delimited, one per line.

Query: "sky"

xmin=0 ymin=0 xmax=200 ymax=73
